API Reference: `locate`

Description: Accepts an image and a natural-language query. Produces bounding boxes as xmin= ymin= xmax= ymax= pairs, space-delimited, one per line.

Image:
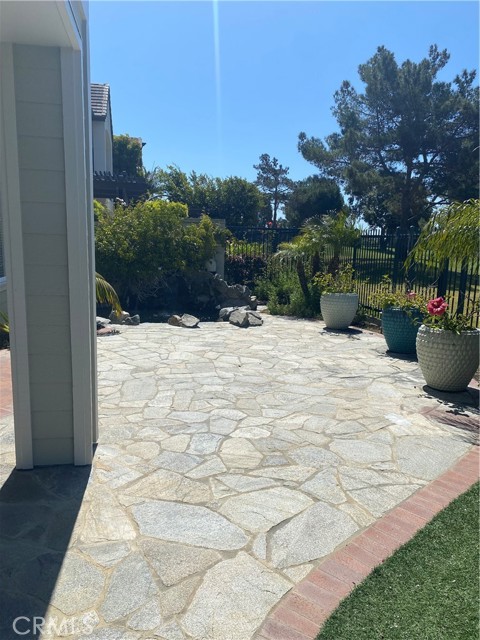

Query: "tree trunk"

xmin=311 ymin=251 xmax=321 ymax=277
xmin=296 ymin=259 xmax=310 ymax=302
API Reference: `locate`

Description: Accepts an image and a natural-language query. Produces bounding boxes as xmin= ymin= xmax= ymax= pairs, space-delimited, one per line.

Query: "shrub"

xmin=95 ymin=200 xmax=218 ymax=304
xmin=257 ymin=269 xmax=320 ymax=318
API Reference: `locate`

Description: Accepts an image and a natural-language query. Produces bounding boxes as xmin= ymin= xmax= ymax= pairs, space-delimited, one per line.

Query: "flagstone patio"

xmin=0 ymin=315 xmax=478 ymax=640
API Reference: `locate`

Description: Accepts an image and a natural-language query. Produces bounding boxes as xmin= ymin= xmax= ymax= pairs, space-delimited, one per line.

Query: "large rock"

xmin=247 ymin=311 xmax=263 ymax=326
xmin=229 ymin=309 xmax=250 ymax=328
xmin=96 ymin=316 xmax=111 ymax=329
xmin=180 ymin=313 xmax=200 ymax=328
xmin=124 ymin=314 xmax=140 ymax=325
xmin=219 ymin=307 xmax=238 ymax=321
xmin=138 ymin=271 xmax=257 ymax=318
xmin=109 ymin=310 xmax=130 ymax=325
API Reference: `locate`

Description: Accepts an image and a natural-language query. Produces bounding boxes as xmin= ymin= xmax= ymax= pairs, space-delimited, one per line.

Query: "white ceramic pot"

xmin=320 ymin=293 xmax=359 ymax=330
xmin=416 ymin=324 xmax=480 ymax=392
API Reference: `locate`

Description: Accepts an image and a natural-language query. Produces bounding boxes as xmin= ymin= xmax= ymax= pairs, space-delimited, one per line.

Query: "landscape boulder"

xmin=168 ymin=314 xmax=200 ymax=328
xmin=180 ymin=314 xmax=200 ymax=328
xmin=227 ymin=309 xmax=263 ymax=328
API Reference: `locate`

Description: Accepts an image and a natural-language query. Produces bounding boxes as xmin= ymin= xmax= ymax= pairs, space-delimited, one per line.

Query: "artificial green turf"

xmin=316 ymin=482 xmax=479 ymax=640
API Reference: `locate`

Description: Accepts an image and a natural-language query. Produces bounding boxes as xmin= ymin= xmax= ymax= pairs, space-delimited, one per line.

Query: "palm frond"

xmin=95 ymin=273 xmax=122 ymax=314
xmin=407 ymin=199 xmax=480 ymax=267
xmin=0 ymin=312 xmax=9 ymax=334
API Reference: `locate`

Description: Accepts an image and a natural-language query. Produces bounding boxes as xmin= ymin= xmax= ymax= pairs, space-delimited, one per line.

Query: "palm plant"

xmin=406 ymin=199 xmax=479 ymax=267
xmin=303 ymin=211 xmax=361 ymax=273
xmin=96 ymin=272 xmax=122 ymax=315
xmin=274 ymin=224 xmax=325 ymax=302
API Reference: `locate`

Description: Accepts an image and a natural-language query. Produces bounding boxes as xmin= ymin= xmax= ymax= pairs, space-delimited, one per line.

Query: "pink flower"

xmin=427 ymin=297 xmax=448 ymax=316
xmin=406 ymin=292 xmax=416 ymax=300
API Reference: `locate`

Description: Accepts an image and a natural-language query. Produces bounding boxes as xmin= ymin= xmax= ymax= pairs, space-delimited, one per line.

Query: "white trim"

xmin=80 ymin=16 xmax=98 ymax=445
xmin=0 ymin=43 xmax=33 ymax=469
xmin=55 ymin=1 xmax=82 ymax=51
xmin=61 ymin=46 xmax=93 ymax=465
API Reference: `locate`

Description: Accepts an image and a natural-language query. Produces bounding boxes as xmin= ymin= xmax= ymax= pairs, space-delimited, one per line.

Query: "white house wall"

xmin=92 ymin=110 xmax=113 ymax=173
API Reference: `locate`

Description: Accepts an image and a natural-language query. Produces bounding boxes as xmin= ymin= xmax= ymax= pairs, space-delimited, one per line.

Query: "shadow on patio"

xmin=0 ymin=466 xmax=91 ymax=639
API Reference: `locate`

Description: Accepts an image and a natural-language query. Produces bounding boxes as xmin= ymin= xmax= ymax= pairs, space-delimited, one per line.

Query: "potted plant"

xmin=406 ymin=199 xmax=480 ymax=392
xmin=371 ymin=276 xmax=425 ymax=354
xmin=416 ymin=297 xmax=479 ymax=392
xmin=316 ymin=264 xmax=358 ymax=330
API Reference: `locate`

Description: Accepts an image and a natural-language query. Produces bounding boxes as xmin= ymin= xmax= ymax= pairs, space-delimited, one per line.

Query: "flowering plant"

xmin=422 ymin=296 xmax=476 ymax=334
xmin=315 ymin=263 xmax=357 ymax=294
xmin=371 ymin=276 xmax=426 ymax=312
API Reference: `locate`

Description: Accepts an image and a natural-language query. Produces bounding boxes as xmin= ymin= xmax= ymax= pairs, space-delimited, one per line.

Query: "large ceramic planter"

xmin=320 ymin=293 xmax=358 ymax=330
xmin=381 ymin=307 xmax=423 ymax=354
xmin=416 ymin=324 xmax=480 ymax=392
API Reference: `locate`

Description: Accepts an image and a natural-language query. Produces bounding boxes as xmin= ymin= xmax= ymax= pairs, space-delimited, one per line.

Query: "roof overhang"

xmin=0 ymin=1 xmax=86 ymax=50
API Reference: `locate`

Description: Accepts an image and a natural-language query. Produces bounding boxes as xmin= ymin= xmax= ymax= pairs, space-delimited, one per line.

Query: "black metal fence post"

xmin=456 ymin=258 xmax=468 ymax=315
xmin=436 ymin=260 xmax=449 ymax=299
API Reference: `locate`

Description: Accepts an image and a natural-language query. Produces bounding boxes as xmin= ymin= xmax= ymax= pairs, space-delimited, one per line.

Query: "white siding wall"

xmin=92 ymin=111 xmax=112 ymax=174
xmin=13 ymin=44 xmax=74 ymax=464
xmin=92 ymin=119 xmax=106 ymax=172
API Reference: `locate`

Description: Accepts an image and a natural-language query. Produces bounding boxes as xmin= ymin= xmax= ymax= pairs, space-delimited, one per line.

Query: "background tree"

xmin=113 ymin=134 xmax=144 ymax=176
xmin=284 ymin=175 xmax=344 ymax=227
xmin=298 ymin=45 xmax=479 ymax=230
xmin=152 ymin=165 xmax=264 ymax=226
xmin=254 ymin=154 xmax=293 ymax=225
xmin=215 ymin=177 xmax=263 ymax=226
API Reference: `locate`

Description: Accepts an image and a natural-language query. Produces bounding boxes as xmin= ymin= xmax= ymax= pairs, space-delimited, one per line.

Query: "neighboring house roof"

xmin=91 ymin=83 xmax=110 ymax=120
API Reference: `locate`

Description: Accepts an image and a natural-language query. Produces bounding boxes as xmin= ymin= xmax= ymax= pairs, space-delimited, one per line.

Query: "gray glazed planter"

xmin=416 ymin=324 xmax=480 ymax=392
xmin=320 ymin=293 xmax=358 ymax=330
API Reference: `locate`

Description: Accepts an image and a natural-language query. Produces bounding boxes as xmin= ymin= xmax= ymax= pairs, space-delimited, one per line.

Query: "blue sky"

xmin=89 ymin=1 xmax=479 ymax=182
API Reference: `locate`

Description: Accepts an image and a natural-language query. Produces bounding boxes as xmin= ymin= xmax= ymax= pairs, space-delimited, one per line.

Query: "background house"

xmin=91 ymin=82 xmax=113 ymax=174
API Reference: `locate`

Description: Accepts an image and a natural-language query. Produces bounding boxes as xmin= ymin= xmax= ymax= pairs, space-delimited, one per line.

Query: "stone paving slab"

xmin=0 ymin=316 xmax=478 ymax=640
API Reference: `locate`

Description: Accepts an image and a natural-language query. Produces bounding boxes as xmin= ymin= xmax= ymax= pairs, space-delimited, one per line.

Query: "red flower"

xmin=427 ymin=296 xmax=448 ymax=316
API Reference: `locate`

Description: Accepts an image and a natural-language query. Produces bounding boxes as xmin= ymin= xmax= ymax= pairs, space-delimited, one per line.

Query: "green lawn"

xmin=316 ymin=482 xmax=480 ymax=640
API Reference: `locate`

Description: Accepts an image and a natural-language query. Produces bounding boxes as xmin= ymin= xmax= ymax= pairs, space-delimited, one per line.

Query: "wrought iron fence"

xmin=224 ymin=226 xmax=480 ymax=326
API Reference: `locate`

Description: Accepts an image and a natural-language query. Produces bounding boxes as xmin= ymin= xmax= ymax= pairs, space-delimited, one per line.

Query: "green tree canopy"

xmin=284 ymin=175 xmax=344 ymax=227
xmin=254 ymin=154 xmax=294 ymax=225
xmin=113 ymin=134 xmax=144 ymax=176
xmin=298 ymin=45 xmax=479 ymax=231
xmin=152 ymin=165 xmax=264 ymax=226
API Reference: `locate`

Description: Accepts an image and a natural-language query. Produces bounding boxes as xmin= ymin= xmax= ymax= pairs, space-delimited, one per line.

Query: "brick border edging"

xmin=256 ymin=447 xmax=480 ymax=640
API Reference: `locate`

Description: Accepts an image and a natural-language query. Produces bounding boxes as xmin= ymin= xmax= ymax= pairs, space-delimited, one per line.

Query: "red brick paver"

xmin=256 ymin=447 xmax=479 ymax=639
xmin=0 ymin=350 xmax=12 ymax=417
